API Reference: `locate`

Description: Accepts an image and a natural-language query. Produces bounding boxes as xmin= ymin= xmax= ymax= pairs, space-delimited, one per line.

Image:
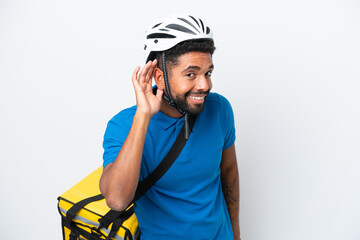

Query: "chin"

xmin=188 ymin=104 xmax=205 ymax=115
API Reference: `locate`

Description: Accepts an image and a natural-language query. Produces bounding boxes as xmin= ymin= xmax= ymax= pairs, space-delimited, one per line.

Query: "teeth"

xmin=189 ymin=96 xmax=205 ymax=100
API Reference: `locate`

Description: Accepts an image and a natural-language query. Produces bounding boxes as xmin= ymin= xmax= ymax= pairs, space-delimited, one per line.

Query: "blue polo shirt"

xmin=103 ymin=92 xmax=236 ymax=240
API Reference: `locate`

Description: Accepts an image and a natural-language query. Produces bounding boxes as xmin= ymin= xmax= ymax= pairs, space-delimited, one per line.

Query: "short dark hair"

xmin=154 ymin=39 xmax=216 ymax=71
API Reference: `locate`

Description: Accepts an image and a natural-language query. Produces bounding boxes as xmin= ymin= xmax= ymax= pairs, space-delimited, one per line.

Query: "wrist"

xmin=134 ymin=111 xmax=152 ymax=124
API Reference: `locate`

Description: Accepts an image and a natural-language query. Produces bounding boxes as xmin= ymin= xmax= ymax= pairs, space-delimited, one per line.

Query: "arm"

xmin=220 ymin=144 xmax=241 ymax=240
xmin=99 ymin=60 xmax=163 ymax=211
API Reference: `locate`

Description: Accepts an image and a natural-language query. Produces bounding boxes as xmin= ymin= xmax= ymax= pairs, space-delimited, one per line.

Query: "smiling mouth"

xmin=189 ymin=95 xmax=206 ymax=100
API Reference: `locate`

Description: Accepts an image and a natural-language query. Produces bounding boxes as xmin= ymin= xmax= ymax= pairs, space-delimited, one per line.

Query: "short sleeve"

xmin=102 ymin=117 xmax=131 ymax=168
xmin=219 ymin=95 xmax=236 ymax=150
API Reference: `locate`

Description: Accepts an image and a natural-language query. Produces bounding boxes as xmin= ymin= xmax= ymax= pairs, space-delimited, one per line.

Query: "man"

xmin=100 ymin=15 xmax=240 ymax=240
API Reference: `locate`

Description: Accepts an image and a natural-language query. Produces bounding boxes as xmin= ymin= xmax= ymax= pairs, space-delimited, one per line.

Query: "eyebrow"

xmin=182 ymin=64 xmax=214 ymax=73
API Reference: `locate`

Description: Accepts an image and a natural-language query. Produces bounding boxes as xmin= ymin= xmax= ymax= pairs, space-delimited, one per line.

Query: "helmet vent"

xmin=189 ymin=15 xmax=200 ymax=28
xmin=152 ymin=23 xmax=162 ymax=29
xmin=178 ymin=18 xmax=200 ymax=33
xmin=147 ymin=33 xmax=176 ymax=39
xmin=206 ymin=27 xmax=211 ymax=34
xmin=166 ymin=24 xmax=196 ymax=35
xmin=199 ymin=19 xmax=205 ymax=32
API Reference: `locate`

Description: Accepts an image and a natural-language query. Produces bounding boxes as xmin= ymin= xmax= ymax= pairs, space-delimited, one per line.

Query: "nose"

xmin=195 ymin=75 xmax=212 ymax=92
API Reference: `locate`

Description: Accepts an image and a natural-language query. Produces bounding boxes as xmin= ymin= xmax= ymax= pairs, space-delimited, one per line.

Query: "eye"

xmin=187 ymin=73 xmax=195 ymax=78
xmin=205 ymin=71 xmax=212 ymax=77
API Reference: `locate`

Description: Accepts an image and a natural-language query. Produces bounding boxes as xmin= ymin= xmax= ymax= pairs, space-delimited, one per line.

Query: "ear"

xmin=153 ymin=67 xmax=165 ymax=90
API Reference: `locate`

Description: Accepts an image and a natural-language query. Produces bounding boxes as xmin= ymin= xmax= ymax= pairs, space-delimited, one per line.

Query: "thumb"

xmin=156 ymin=88 xmax=164 ymax=101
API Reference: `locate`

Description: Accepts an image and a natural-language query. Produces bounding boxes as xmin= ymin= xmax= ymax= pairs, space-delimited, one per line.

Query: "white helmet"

xmin=144 ymin=14 xmax=214 ymax=62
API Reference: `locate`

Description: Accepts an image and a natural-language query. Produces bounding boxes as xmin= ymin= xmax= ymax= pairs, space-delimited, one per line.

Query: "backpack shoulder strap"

xmin=132 ymin=114 xmax=197 ymax=202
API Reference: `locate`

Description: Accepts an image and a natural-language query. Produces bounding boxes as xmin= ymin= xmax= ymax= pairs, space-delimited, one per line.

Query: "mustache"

xmin=185 ymin=90 xmax=210 ymax=97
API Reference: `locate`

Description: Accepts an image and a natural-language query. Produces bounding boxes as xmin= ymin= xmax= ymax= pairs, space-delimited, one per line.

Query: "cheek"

xmin=208 ymin=79 xmax=213 ymax=90
xmin=171 ymin=78 xmax=192 ymax=93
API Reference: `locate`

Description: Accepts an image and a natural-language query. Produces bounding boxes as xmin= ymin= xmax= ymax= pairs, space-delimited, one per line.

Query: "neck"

xmin=159 ymin=99 xmax=183 ymax=118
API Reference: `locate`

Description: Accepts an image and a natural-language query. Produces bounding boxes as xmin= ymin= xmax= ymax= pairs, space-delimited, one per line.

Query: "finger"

xmin=132 ymin=66 xmax=140 ymax=82
xmin=140 ymin=60 xmax=157 ymax=84
xmin=132 ymin=66 xmax=141 ymax=85
xmin=155 ymin=88 xmax=163 ymax=101
xmin=139 ymin=61 xmax=152 ymax=83
xmin=145 ymin=60 xmax=158 ymax=83
xmin=146 ymin=60 xmax=158 ymax=84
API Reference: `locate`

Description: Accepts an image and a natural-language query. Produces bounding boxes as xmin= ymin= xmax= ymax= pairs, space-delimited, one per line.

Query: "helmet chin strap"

xmin=161 ymin=52 xmax=191 ymax=140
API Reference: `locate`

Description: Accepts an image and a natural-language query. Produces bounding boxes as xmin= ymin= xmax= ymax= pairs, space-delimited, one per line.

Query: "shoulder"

xmin=108 ymin=105 xmax=137 ymax=127
xmin=103 ymin=105 xmax=137 ymax=144
xmin=204 ymin=92 xmax=235 ymax=131
xmin=205 ymin=92 xmax=233 ymax=111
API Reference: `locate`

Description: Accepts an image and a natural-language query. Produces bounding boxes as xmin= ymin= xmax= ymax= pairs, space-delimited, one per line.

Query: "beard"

xmin=172 ymin=90 xmax=210 ymax=115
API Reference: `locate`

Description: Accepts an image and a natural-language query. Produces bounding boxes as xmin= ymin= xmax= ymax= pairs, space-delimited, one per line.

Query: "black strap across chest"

xmin=133 ymin=114 xmax=197 ymax=202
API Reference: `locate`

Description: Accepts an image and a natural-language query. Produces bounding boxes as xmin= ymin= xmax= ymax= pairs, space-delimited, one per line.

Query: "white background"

xmin=1 ymin=0 xmax=359 ymax=239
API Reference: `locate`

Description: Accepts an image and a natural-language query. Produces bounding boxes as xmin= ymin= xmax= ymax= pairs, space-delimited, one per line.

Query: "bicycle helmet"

xmin=144 ymin=15 xmax=214 ymax=139
xmin=144 ymin=14 xmax=213 ymax=63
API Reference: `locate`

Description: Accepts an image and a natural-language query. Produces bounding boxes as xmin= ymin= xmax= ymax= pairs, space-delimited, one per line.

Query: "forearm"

xmin=100 ymin=60 xmax=162 ymax=210
xmin=100 ymin=111 xmax=151 ymax=210
xmin=221 ymin=145 xmax=240 ymax=240
xmin=222 ymin=166 xmax=240 ymax=239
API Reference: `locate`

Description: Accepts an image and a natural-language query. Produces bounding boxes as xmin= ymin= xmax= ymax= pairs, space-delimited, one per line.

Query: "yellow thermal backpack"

xmin=57 ymin=114 xmax=196 ymax=240
xmin=57 ymin=167 xmax=139 ymax=240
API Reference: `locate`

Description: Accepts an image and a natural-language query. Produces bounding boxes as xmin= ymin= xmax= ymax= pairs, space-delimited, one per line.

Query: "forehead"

xmin=175 ymin=52 xmax=213 ymax=69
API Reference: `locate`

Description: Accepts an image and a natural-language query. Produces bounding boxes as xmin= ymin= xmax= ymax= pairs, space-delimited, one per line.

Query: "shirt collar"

xmin=152 ymin=110 xmax=183 ymax=130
